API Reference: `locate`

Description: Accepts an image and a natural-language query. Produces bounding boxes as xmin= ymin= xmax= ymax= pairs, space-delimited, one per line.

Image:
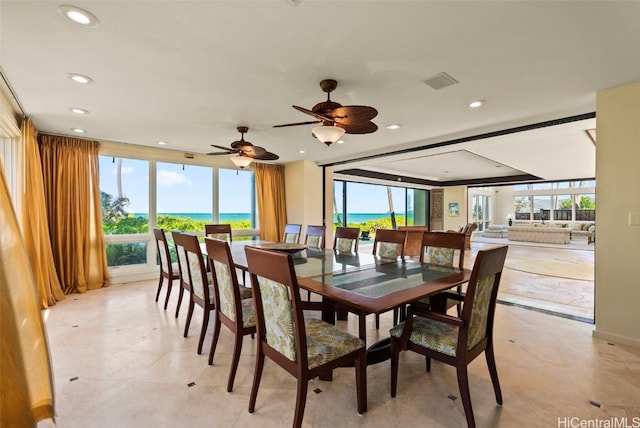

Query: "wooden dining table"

xmin=208 ymin=239 xmax=472 ymax=366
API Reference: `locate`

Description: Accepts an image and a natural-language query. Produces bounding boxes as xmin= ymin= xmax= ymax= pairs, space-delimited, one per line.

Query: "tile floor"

xmin=39 ymin=242 xmax=640 ymax=428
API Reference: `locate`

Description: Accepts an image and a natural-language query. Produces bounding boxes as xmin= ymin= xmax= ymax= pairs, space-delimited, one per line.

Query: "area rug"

xmin=504 ymin=257 xmax=594 ymax=281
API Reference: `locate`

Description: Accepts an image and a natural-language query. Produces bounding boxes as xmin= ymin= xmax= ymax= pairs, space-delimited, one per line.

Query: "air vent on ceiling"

xmin=422 ymin=72 xmax=459 ymax=90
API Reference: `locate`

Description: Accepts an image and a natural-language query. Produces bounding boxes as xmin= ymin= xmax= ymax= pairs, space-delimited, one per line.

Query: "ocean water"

xmin=139 ymin=213 xmax=406 ymax=224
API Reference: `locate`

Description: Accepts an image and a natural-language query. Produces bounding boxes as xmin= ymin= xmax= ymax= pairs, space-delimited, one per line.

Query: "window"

xmin=156 ymin=162 xmax=212 ymax=232
xmin=218 ymin=168 xmax=257 ymax=237
xmin=472 ymin=194 xmax=490 ymax=231
xmin=515 ymin=196 xmax=532 ymax=220
xmin=99 ymin=156 xmax=150 ymax=267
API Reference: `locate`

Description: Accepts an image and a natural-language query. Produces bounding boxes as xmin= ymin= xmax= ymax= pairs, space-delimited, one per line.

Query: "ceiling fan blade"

xmin=255 ymin=151 xmax=280 ymax=161
xmin=292 ymin=105 xmax=333 ymax=123
xmin=241 ymin=145 xmax=267 ymax=158
xmin=273 ymin=120 xmax=321 ymax=128
xmin=210 ymin=144 xmax=236 ymax=152
xmin=206 ymin=151 xmax=234 ymax=156
xmin=336 ymin=121 xmax=379 ymax=135
xmin=331 ymin=105 xmax=378 ymax=124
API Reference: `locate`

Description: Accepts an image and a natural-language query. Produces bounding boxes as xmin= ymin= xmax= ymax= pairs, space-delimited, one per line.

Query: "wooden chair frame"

xmin=205 ymin=223 xmax=233 ymax=242
xmin=390 ymin=245 xmax=508 ymax=428
xmin=205 ymin=237 xmax=256 ymax=392
xmin=153 ymin=227 xmax=180 ymax=310
xmin=171 ymin=231 xmax=191 ymax=319
xmin=282 ymin=223 xmax=302 ymax=244
xmin=304 ymin=225 xmax=325 ymax=249
xmin=372 ymin=229 xmax=408 ymax=329
xmin=245 ymin=246 xmax=367 ymax=428
xmin=332 ymin=226 xmax=360 ymax=253
xmin=176 ymin=232 xmax=214 ymax=354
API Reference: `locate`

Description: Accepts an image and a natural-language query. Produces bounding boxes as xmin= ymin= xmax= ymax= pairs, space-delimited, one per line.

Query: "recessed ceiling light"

xmin=386 ymin=124 xmax=401 ymax=130
xmin=70 ymin=108 xmax=89 ymax=114
xmin=67 ymin=73 xmax=93 ymax=84
xmin=158 ymin=141 xmax=168 ymax=146
xmin=58 ymin=5 xmax=100 ymax=27
xmin=336 ymin=140 xmax=345 ymax=144
xmin=71 ymin=128 xmax=86 ymax=133
xmin=468 ymin=100 xmax=486 ymax=108
xmin=298 ymin=150 xmax=305 ymax=154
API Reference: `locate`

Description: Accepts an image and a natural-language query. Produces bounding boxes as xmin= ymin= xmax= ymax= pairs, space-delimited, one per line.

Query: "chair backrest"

xmin=153 ymin=227 xmax=173 ymax=275
xmin=420 ymin=231 xmax=466 ymax=269
xmin=464 ymin=223 xmax=478 ymax=236
xmin=175 ymin=232 xmax=211 ymax=305
xmin=304 ymin=225 xmax=325 ymax=249
xmin=205 ymin=237 xmax=242 ymax=322
xmin=245 ymin=246 xmax=306 ymax=365
xmin=459 ymin=245 xmax=508 ymax=353
xmin=205 ymin=223 xmax=232 ymax=242
xmin=282 ymin=223 xmax=302 ymax=244
xmin=372 ymin=229 xmax=407 ymax=260
xmin=333 ymin=226 xmax=360 ymax=254
xmin=171 ymin=231 xmax=190 ymax=288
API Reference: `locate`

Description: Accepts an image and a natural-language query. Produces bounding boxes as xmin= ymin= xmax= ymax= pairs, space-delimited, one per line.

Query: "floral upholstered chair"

xmin=282 ymin=223 xmax=302 ymax=244
xmin=333 ymin=226 xmax=360 ymax=254
xmin=171 ymin=231 xmax=192 ymax=319
xmin=245 ymin=246 xmax=367 ymax=428
xmin=416 ymin=231 xmax=467 ymax=315
xmin=371 ymin=228 xmax=408 ymax=329
xmin=175 ymin=232 xmax=215 ymax=354
xmin=205 ymin=223 xmax=233 ymax=242
xmin=153 ymin=227 xmax=180 ymax=310
xmin=304 ymin=225 xmax=325 ymax=249
xmin=205 ymin=237 xmax=254 ymax=392
xmin=390 ymin=245 xmax=508 ymax=428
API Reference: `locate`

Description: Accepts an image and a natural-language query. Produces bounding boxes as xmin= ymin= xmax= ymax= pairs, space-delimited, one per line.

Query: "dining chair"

xmin=371 ymin=228 xmax=408 ymax=329
xmin=390 ymin=245 xmax=509 ymax=428
xmin=174 ymin=232 xmax=215 ymax=354
xmin=282 ymin=223 xmax=302 ymax=244
xmin=372 ymin=228 xmax=407 ymax=261
xmin=333 ymin=226 xmax=360 ymax=254
xmin=205 ymin=223 xmax=233 ymax=242
xmin=304 ymin=225 xmax=325 ymax=249
xmin=205 ymin=237 xmax=256 ymax=392
xmin=171 ymin=231 xmax=192 ymax=319
xmin=153 ymin=227 xmax=180 ymax=310
xmin=416 ymin=231 xmax=467 ymax=316
xmin=244 ymin=246 xmax=367 ymax=428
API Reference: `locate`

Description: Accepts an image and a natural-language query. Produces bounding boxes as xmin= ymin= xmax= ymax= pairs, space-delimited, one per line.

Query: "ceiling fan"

xmin=273 ymin=79 xmax=378 ymax=146
xmin=207 ymin=126 xmax=279 ymax=168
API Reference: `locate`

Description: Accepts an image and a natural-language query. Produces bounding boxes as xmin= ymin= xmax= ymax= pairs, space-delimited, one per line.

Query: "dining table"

xmin=205 ymin=238 xmax=472 ymax=367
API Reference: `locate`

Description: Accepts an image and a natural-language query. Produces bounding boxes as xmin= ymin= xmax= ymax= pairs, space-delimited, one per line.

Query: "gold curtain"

xmin=20 ymin=119 xmax=64 ymax=307
xmin=39 ymin=134 xmax=109 ymax=294
xmin=254 ymin=163 xmax=287 ymax=241
xmin=0 ymin=164 xmax=55 ymax=427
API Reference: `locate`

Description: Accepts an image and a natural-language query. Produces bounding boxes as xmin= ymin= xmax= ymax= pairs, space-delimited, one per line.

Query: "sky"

xmin=99 ymin=156 xmax=411 ymax=214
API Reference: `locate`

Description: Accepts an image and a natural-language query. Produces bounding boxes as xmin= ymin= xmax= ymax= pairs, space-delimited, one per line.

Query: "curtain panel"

xmin=39 ymin=135 xmax=109 ymax=294
xmin=253 ymin=163 xmax=287 ymax=242
xmin=0 ymin=165 xmax=55 ymax=427
xmin=20 ymin=119 xmax=64 ymax=307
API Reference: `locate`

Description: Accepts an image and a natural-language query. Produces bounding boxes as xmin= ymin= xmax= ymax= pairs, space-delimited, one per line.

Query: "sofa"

xmin=571 ymin=223 xmax=595 ymax=241
xmin=483 ymin=224 xmax=509 ymax=238
xmin=508 ymin=224 xmax=571 ymax=244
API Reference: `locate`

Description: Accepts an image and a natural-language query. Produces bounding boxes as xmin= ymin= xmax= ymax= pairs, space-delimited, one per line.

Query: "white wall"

xmin=443 ymin=186 xmax=467 ymax=230
xmin=284 ymin=160 xmax=323 ymax=238
xmin=593 ymin=82 xmax=640 ymax=347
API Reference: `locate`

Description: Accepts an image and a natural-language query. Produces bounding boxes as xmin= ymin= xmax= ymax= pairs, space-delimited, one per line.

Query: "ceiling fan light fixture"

xmin=231 ymin=155 xmax=252 ymax=169
xmin=312 ymin=125 xmax=345 ymax=147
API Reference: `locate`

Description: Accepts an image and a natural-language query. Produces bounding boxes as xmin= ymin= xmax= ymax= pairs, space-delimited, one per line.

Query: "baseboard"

xmin=108 ymin=268 xmax=157 ymax=285
xmin=592 ymin=329 xmax=640 ymax=348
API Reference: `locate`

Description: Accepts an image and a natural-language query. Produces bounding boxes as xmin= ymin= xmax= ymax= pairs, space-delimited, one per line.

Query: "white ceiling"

xmin=1 ymin=1 xmax=638 ymax=186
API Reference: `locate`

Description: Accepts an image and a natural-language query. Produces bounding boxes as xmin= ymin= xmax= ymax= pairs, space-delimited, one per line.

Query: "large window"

xmin=156 ymin=162 xmax=212 ymax=231
xmin=472 ymin=194 xmax=490 ymax=231
xmin=333 ymin=180 xmax=427 ymax=236
xmin=99 ymin=155 xmax=256 ymax=269
xmin=218 ymin=168 xmax=257 ymax=232
xmin=513 ymin=180 xmax=595 ymax=223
